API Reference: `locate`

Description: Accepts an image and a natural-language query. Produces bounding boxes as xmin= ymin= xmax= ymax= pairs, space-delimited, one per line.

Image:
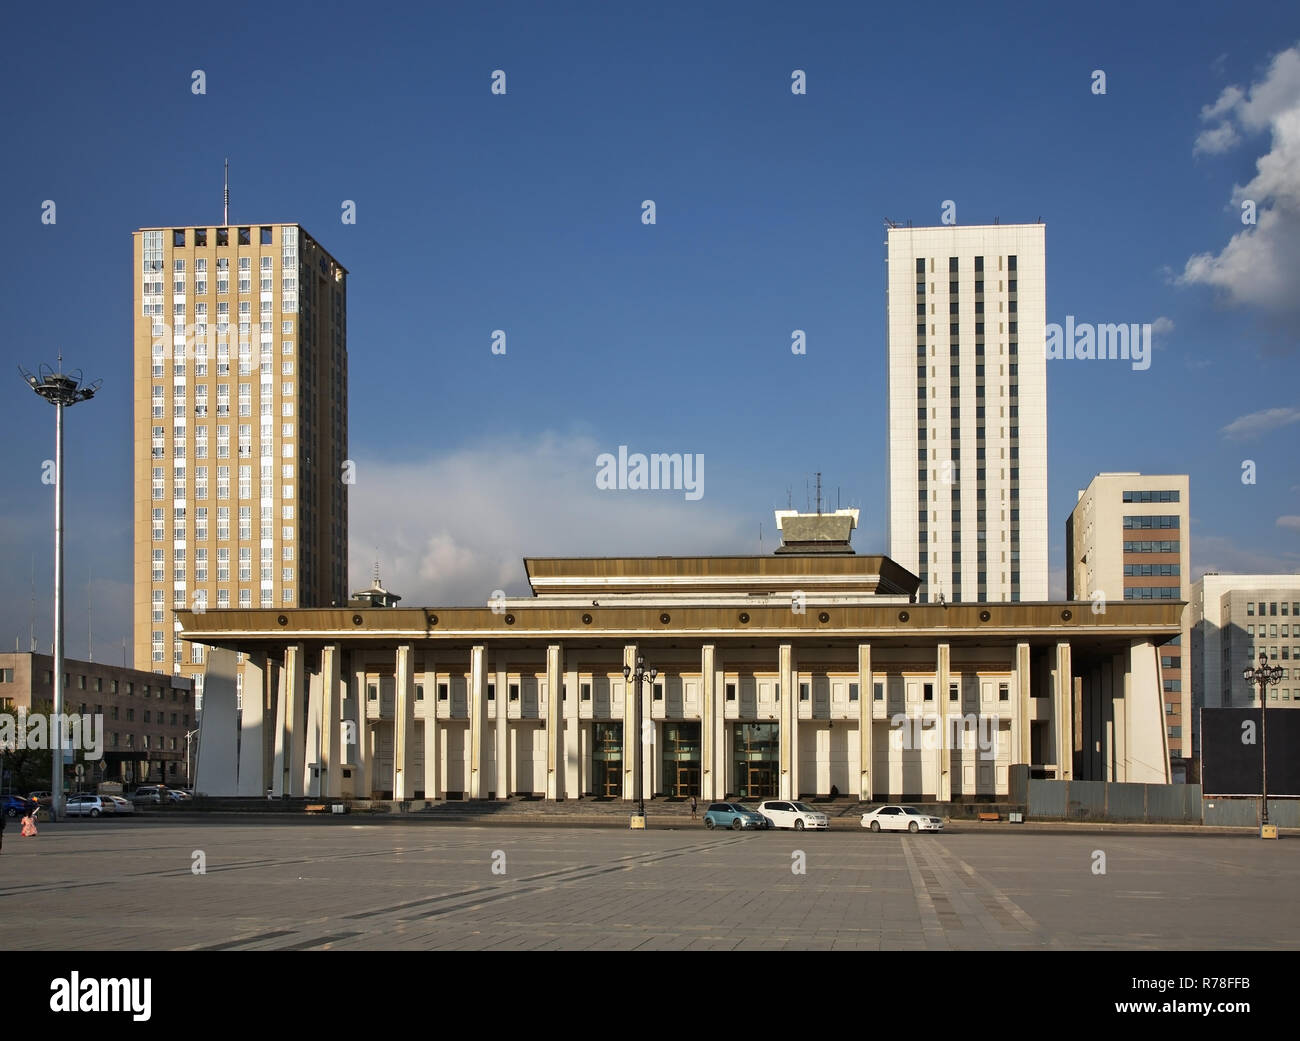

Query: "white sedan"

xmin=861 ymin=805 xmax=944 ymax=832
xmin=756 ymin=800 xmax=829 ymax=830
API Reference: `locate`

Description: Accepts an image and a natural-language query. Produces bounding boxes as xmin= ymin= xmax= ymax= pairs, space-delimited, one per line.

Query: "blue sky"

xmin=1 ymin=0 xmax=1298 ymax=661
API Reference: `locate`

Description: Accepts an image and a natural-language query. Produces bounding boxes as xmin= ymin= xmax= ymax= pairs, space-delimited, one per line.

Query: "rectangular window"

xmin=799 ymin=682 xmax=810 ymax=702
xmin=509 ymin=683 xmax=519 ymax=701
xmin=999 ymin=682 xmax=1010 ymax=701
xmin=725 ymin=682 xmax=736 ymax=701
xmin=848 ymin=683 xmax=859 ymax=702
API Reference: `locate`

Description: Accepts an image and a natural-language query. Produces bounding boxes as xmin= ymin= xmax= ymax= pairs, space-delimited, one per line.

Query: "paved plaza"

xmin=1 ymin=819 xmax=1296 ymax=950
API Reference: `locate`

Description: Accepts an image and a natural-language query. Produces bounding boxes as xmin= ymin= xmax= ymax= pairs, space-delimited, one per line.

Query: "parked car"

xmin=3 ymin=795 xmax=36 ymax=818
xmin=703 ymin=802 xmax=769 ymax=831
xmin=756 ymin=800 xmax=830 ymax=831
xmin=861 ymin=805 xmax=945 ymax=833
xmin=166 ymin=788 xmax=191 ymax=803
xmin=131 ymin=785 xmax=167 ymax=805
xmin=106 ymin=796 xmax=134 ymax=815
xmin=64 ymin=795 xmax=110 ymax=817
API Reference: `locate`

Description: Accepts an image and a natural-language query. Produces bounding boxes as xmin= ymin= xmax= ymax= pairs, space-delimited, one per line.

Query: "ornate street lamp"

xmin=622 ymin=655 xmax=656 ymax=824
xmin=20 ymin=360 xmax=100 ymax=822
xmin=1242 ymin=652 xmax=1283 ymax=828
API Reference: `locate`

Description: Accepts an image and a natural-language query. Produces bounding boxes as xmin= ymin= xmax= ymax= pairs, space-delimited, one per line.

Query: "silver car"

xmin=64 ymin=795 xmax=110 ymax=818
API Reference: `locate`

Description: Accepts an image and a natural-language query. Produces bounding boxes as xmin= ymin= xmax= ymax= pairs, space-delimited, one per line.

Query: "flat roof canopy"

xmin=178 ymin=600 xmax=1183 ymax=654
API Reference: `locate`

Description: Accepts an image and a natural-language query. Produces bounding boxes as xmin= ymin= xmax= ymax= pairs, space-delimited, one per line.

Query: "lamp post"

xmin=1242 ymin=652 xmax=1282 ymax=828
xmin=622 ymin=655 xmax=656 ymax=824
xmin=185 ymin=728 xmax=200 ymax=787
xmin=20 ymin=360 xmax=100 ymax=822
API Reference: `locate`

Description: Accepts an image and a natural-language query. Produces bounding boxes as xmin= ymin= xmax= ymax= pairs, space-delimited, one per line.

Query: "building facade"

xmin=180 ymin=518 xmax=1177 ymax=801
xmin=132 ymin=223 xmax=349 ymax=704
xmin=886 ymin=223 xmax=1048 ymax=604
xmin=1190 ymin=576 xmax=1300 ymax=732
xmin=1067 ymin=473 xmax=1191 ymax=773
xmin=0 ymin=653 xmax=195 ymax=787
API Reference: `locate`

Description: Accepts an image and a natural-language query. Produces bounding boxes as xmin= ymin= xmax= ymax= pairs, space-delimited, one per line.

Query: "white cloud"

xmin=1150 ymin=315 xmax=1175 ymax=350
xmin=348 ymin=431 xmax=754 ymax=606
xmin=1219 ymin=405 xmax=1300 ymax=440
xmin=1180 ymin=43 xmax=1300 ymax=328
xmin=1194 ymin=120 xmax=1239 ymax=155
xmin=1201 ymin=83 xmax=1245 ymax=122
xmin=1192 ymin=533 xmax=1300 ymax=580
xmin=1277 ymin=515 xmax=1300 ymax=531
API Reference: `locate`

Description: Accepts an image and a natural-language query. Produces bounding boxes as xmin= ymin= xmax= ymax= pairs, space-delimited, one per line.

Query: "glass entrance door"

xmin=733 ymin=722 xmax=779 ymax=798
xmin=591 ymin=722 xmax=622 ymax=798
xmin=661 ymin=722 xmax=701 ymax=797
xmin=595 ymin=760 xmax=621 ymax=798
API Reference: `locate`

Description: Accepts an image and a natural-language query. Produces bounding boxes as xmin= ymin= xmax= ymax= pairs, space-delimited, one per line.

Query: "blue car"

xmin=703 ymin=802 xmax=768 ymax=831
xmin=3 ymin=795 xmax=35 ymax=818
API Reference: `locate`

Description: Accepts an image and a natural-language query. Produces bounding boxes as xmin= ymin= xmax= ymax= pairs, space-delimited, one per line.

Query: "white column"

xmin=1054 ymin=641 xmax=1072 ymax=782
xmin=423 ymin=664 xmax=440 ymax=800
xmin=546 ymin=643 xmax=563 ymax=799
xmin=936 ymin=642 xmax=951 ymax=801
xmin=1124 ymin=639 xmax=1169 ymax=784
xmin=303 ymin=654 xmax=323 ymax=797
xmin=194 ymin=646 xmax=239 ymax=796
xmin=274 ymin=643 xmax=305 ymax=796
xmin=858 ymin=643 xmax=872 ymax=802
xmin=318 ymin=644 xmax=340 ymax=798
xmin=236 ymin=652 xmax=267 ymax=796
xmin=351 ymin=661 xmax=369 ymax=798
xmin=394 ymin=644 xmax=416 ymax=800
xmin=779 ymin=644 xmax=795 ymax=800
xmin=701 ymin=644 xmax=716 ymax=801
xmin=469 ymin=644 xmax=489 ymax=798
xmin=494 ymin=658 xmax=509 ymax=798
xmin=563 ymin=660 xmax=580 ymax=799
xmin=1015 ymin=642 xmax=1032 ymax=766
xmin=623 ymin=643 xmax=639 ymax=801
xmin=713 ymin=649 xmax=727 ymax=799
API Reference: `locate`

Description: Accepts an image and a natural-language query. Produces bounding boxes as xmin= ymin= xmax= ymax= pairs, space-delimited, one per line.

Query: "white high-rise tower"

xmin=886 ymin=224 xmax=1047 ymax=603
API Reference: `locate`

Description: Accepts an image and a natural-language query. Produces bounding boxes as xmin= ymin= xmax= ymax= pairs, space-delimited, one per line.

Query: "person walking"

xmin=689 ymin=795 xmax=698 ymax=820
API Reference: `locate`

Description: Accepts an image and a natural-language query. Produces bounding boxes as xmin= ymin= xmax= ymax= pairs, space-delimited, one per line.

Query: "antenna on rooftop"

xmin=223 ymin=159 xmax=230 ymax=226
xmin=814 ymin=472 xmax=823 ymax=514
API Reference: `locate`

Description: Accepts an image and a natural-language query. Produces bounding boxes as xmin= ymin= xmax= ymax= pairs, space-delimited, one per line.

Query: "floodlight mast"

xmin=19 ymin=359 xmax=100 ymax=821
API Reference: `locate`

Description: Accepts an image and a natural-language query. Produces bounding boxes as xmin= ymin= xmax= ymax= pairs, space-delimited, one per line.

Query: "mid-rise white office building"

xmin=886 ymin=224 xmax=1047 ymax=603
xmin=1191 ymin=575 xmax=1300 ymax=707
xmin=1067 ymin=473 xmax=1190 ymax=769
